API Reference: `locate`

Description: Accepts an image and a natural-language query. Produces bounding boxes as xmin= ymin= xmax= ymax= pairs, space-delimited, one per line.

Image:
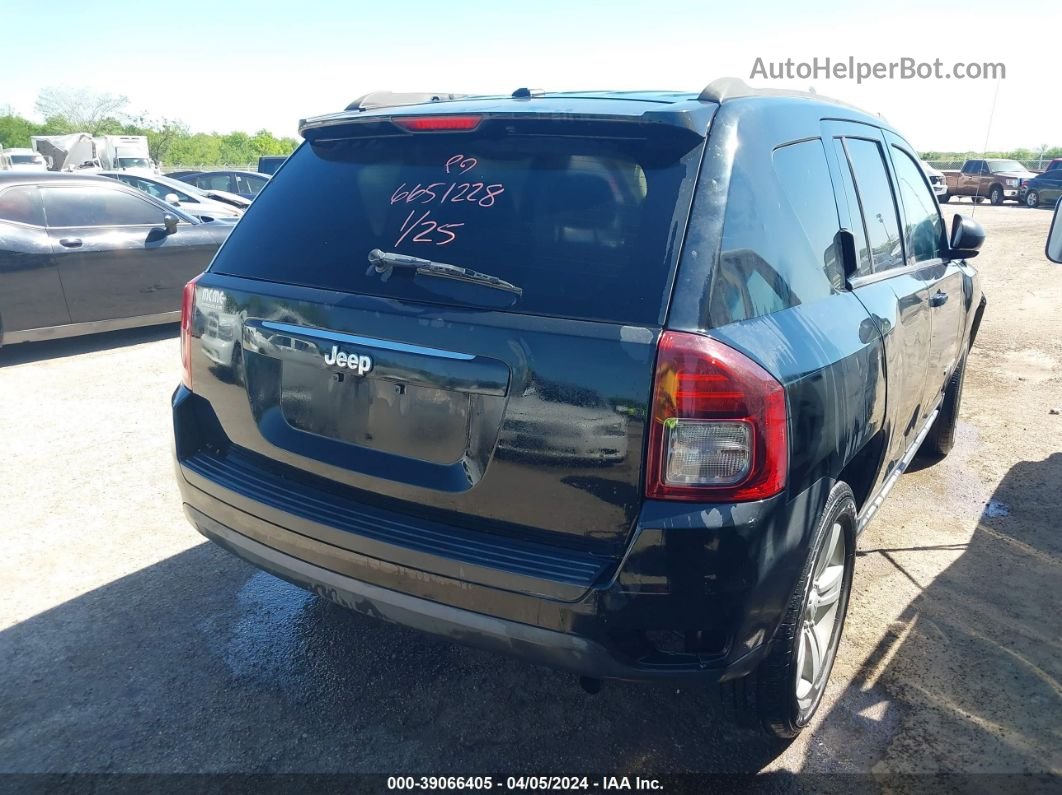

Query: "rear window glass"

xmin=210 ymin=130 xmax=702 ymax=324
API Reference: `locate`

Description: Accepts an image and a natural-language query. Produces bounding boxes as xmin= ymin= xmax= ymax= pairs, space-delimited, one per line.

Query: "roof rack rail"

xmin=344 ymin=91 xmax=468 ymax=112
xmin=698 ymin=76 xmax=869 ymax=115
xmin=512 ymin=87 xmax=545 ymax=98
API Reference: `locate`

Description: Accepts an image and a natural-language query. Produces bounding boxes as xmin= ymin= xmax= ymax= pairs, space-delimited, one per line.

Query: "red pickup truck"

xmin=942 ymin=159 xmax=1037 ymax=205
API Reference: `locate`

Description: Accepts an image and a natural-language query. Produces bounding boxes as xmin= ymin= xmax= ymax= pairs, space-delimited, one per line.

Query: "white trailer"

xmin=31 ymin=134 xmax=155 ymax=173
xmin=31 ymin=134 xmax=100 ymax=172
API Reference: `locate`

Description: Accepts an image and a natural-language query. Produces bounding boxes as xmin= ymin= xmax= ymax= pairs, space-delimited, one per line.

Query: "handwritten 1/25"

xmin=391 ymin=155 xmax=505 ymax=247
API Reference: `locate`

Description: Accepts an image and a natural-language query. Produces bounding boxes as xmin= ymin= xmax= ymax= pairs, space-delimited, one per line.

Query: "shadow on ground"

xmin=0 ymin=542 xmax=790 ymax=774
xmin=808 ymin=452 xmax=1062 ymax=773
xmin=0 ymin=324 xmax=179 ymax=367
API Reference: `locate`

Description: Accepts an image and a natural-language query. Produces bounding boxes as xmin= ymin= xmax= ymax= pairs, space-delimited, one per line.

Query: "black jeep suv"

xmin=173 ymin=79 xmax=986 ymax=737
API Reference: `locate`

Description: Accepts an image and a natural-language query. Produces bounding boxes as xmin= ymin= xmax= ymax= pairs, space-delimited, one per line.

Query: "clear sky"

xmin=1 ymin=0 xmax=1056 ymax=153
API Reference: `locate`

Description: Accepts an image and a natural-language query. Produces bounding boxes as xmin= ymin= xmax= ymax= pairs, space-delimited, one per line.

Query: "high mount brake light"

xmin=392 ymin=115 xmax=483 ymax=132
xmin=180 ymin=273 xmax=202 ymax=389
xmin=646 ymin=331 xmax=788 ymax=502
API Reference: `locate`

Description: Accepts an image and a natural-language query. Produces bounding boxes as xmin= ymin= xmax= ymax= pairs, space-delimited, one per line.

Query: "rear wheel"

xmin=922 ymin=351 xmax=967 ymax=458
xmin=1025 ymin=190 xmax=1040 ymax=208
xmin=719 ymin=483 xmax=857 ymax=738
xmin=989 ymin=185 xmax=1004 ymax=205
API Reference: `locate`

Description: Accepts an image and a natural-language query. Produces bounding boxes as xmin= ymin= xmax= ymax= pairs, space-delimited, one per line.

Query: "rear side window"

xmin=210 ymin=130 xmax=702 ymax=325
xmin=42 ymin=186 xmax=165 ymax=227
xmin=0 ymin=186 xmax=45 ymax=226
xmin=841 ymin=138 xmax=905 ymax=273
xmin=710 ymin=138 xmax=842 ymax=326
xmin=890 ymin=147 xmax=945 ymax=264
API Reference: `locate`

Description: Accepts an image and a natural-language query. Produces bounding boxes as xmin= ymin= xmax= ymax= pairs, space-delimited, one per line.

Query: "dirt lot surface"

xmin=0 ymin=204 xmax=1059 ymax=779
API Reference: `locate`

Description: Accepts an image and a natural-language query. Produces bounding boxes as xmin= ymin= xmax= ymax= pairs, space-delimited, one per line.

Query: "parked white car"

xmin=0 ymin=148 xmax=48 ymax=171
xmin=921 ymin=160 xmax=948 ymax=198
xmin=98 ymin=171 xmax=248 ymax=220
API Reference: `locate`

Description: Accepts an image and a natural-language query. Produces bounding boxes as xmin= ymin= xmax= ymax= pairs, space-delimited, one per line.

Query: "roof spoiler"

xmin=344 ymin=91 xmax=468 ymax=112
xmin=698 ymin=77 xmax=755 ymax=103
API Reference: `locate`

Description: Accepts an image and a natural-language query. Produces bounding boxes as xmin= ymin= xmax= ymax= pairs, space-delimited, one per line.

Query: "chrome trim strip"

xmin=260 ymin=321 xmax=475 ymax=361
xmin=4 ymin=311 xmax=180 ymax=345
xmin=856 ymin=405 xmax=940 ymax=535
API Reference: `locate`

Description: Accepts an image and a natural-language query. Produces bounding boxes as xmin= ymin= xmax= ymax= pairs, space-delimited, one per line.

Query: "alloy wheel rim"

xmin=1027 ymin=193 xmax=1038 ymax=207
xmin=794 ymin=521 xmax=846 ymax=717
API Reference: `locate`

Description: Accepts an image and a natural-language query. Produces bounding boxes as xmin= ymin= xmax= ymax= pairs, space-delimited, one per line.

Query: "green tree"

xmin=34 ymin=87 xmax=129 ymax=135
xmin=0 ymin=114 xmax=46 ymax=148
xmin=0 ymin=106 xmax=299 ymax=167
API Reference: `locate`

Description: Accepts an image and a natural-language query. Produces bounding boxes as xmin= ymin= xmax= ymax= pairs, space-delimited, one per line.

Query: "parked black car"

xmin=173 ymin=81 xmax=987 ymax=737
xmin=257 ymin=155 xmax=288 ymax=176
xmin=0 ymin=172 xmax=232 ymax=345
xmin=1019 ymin=169 xmax=1062 ymax=208
xmin=174 ymin=170 xmax=269 ymax=200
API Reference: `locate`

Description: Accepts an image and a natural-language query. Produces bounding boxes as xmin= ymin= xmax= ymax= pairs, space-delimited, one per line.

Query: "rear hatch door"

xmin=188 ymin=105 xmax=709 ymax=553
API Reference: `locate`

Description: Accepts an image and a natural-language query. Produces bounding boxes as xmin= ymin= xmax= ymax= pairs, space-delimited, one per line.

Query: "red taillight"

xmin=393 ymin=115 xmax=482 ymax=132
xmin=646 ymin=331 xmax=788 ymax=502
xmin=180 ymin=273 xmax=202 ymax=389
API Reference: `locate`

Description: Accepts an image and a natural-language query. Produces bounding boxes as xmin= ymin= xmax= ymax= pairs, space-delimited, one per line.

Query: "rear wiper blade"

xmin=367 ymin=249 xmax=523 ymax=296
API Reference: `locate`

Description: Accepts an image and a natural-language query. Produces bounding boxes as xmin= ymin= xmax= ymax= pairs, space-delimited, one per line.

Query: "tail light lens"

xmin=180 ymin=274 xmax=202 ymax=389
xmin=646 ymin=331 xmax=788 ymax=502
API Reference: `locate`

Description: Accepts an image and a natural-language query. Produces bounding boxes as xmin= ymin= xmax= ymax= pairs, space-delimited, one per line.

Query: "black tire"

xmin=719 ymin=483 xmax=857 ymax=739
xmin=922 ymin=351 xmax=967 ymax=458
xmin=989 ymin=185 xmax=1004 ymax=205
xmin=1025 ymin=190 xmax=1040 ymax=208
xmin=939 ymin=193 xmax=951 ymax=204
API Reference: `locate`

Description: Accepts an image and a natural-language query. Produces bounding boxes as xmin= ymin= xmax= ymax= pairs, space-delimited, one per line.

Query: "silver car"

xmin=98 ymin=171 xmax=248 ymax=220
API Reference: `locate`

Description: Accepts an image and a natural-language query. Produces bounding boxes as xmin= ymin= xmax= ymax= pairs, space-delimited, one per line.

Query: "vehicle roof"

xmin=302 ymin=83 xmax=893 ymax=138
xmin=193 ymin=169 xmax=270 ymax=177
xmin=0 ymin=171 xmax=116 ymax=186
xmin=3 ymin=147 xmax=39 ymax=154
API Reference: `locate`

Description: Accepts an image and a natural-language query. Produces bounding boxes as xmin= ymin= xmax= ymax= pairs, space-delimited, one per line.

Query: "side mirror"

xmin=1047 ymin=200 xmax=1062 ymax=263
xmin=162 ymin=213 xmax=179 ymax=235
xmin=948 ymin=214 xmax=985 ymax=259
xmin=164 ymin=192 xmax=181 ymax=206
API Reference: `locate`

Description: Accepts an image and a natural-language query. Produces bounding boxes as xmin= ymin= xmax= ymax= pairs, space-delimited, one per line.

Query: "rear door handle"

xmin=929 ymin=290 xmax=949 ymax=307
xmin=59 ymin=238 xmax=82 ymax=248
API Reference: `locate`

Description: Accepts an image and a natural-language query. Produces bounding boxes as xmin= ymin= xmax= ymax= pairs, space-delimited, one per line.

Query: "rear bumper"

xmin=186 ymin=504 xmax=767 ymax=682
xmin=174 ymin=387 xmax=826 ymax=682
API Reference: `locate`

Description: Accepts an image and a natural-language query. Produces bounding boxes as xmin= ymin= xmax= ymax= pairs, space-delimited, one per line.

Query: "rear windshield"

xmin=210 ymin=127 xmax=703 ymax=324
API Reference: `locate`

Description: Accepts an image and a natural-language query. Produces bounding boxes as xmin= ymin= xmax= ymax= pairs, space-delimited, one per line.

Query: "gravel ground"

xmin=0 ymin=204 xmax=1059 ymax=777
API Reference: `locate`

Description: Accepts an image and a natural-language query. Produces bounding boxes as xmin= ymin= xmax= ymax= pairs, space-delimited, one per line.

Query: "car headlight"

xmin=1006 ymin=179 xmax=1018 ymax=187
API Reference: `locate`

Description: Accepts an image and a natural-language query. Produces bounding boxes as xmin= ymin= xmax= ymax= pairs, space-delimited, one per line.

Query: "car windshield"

xmin=10 ymin=154 xmax=42 ymax=164
xmin=211 ymin=127 xmax=704 ymax=324
xmin=988 ymin=160 xmax=1026 ymax=173
xmin=118 ymin=157 xmax=152 ymax=169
